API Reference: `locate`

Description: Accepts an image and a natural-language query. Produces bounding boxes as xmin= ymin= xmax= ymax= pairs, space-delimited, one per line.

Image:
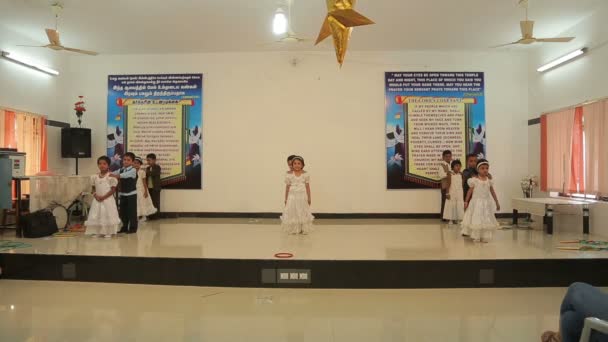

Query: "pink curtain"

xmin=541 ymin=108 xmax=575 ymax=192
xmin=583 ymin=100 xmax=608 ymax=195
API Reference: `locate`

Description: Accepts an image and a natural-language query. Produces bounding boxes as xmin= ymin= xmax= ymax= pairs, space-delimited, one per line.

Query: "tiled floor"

xmin=0 ymin=218 xmax=604 ymax=260
xmin=0 ymin=280 xmax=564 ymax=342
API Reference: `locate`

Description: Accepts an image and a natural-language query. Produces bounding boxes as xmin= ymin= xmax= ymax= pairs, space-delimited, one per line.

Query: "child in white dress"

xmin=85 ymin=156 xmax=122 ymax=238
xmin=461 ymin=159 xmax=500 ymax=242
xmin=443 ymin=160 xmax=464 ymax=225
xmin=281 ymin=156 xmax=314 ymax=234
xmin=134 ymin=157 xmax=157 ymax=222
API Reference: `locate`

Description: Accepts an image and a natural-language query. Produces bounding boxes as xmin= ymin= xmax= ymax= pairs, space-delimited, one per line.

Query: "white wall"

xmin=527 ymin=2 xmax=608 ymax=236
xmin=61 ymin=50 xmax=529 ymax=213
xmin=0 ymin=25 xmax=69 ymax=174
xmin=528 ymin=2 xmax=608 ymax=118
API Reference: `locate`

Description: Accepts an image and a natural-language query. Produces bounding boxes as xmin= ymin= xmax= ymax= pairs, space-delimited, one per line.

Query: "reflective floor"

xmin=0 ymin=280 xmax=564 ymax=342
xmin=0 ymin=218 xmax=605 ymax=260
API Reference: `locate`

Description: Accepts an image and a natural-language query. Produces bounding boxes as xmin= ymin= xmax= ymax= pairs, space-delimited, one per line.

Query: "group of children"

xmin=439 ymin=150 xmax=500 ymax=243
xmin=84 ymin=153 xmax=162 ymax=238
xmin=83 ymin=149 xmax=497 ymax=241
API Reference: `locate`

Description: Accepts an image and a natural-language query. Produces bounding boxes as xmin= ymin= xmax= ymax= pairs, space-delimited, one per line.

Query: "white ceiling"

xmin=0 ymin=0 xmax=604 ymax=54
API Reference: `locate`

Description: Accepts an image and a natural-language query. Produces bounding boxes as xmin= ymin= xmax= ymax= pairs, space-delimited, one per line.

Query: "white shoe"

xmin=91 ymin=234 xmax=98 ymax=238
xmin=104 ymin=234 xmax=112 ymax=239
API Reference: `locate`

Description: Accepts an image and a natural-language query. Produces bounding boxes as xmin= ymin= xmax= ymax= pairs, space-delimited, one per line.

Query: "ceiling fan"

xmin=492 ymin=0 xmax=574 ymax=48
xmin=17 ymin=3 xmax=98 ymax=56
xmin=271 ymin=0 xmax=310 ymax=44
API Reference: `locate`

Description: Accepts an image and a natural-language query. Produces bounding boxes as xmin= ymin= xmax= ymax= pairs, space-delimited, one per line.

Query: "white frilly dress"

xmin=460 ymin=177 xmax=499 ymax=241
xmin=136 ymin=169 xmax=157 ymax=217
xmin=281 ymin=172 xmax=314 ymax=234
xmin=85 ymin=174 xmax=122 ymax=236
xmin=443 ymin=172 xmax=465 ymax=221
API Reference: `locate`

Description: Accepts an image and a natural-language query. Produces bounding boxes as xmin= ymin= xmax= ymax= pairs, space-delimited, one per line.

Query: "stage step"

xmin=2 ymin=254 xmax=608 ymax=289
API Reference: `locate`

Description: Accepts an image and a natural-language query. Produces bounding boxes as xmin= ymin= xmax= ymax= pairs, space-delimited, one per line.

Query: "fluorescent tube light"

xmin=273 ymin=8 xmax=288 ymax=35
xmin=0 ymin=51 xmax=59 ymax=76
xmin=537 ymin=48 xmax=587 ymax=73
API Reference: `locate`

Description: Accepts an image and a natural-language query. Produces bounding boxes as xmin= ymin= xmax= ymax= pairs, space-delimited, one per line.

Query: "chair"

xmin=580 ymin=318 xmax=608 ymax=342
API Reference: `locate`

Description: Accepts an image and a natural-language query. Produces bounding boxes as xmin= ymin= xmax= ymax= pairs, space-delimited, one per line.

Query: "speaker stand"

xmin=75 ymin=157 xmax=79 ymax=176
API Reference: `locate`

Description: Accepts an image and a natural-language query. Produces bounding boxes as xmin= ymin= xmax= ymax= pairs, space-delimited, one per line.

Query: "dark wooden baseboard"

xmin=2 ymin=253 xmax=605 ymax=289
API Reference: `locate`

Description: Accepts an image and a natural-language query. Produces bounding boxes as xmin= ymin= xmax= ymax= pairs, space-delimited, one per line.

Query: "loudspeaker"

xmin=20 ymin=210 xmax=58 ymax=238
xmin=61 ymin=128 xmax=91 ymax=158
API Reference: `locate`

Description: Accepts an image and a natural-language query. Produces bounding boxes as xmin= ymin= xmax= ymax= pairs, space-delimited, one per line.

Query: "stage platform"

xmin=1 ymin=218 xmax=608 ymax=289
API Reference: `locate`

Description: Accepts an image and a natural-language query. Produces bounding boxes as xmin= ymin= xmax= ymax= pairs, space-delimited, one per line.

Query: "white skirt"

xmin=85 ymin=197 xmax=122 ymax=235
xmin=460 ymin=198 xmax=499 ymax=240
xmin=137 ymin=189 xmax=157 ymax=217
xmin=443 ymin=197 xmax=465 ymax=221
xmin=281 ymin=190 xmax=314 ymax=234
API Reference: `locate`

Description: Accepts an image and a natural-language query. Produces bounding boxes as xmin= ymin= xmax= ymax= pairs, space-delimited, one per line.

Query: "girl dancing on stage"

xmin=461 ymin=159 xmax=500 ymax=242
xmin=134 ymin=157 xmax=157 ymax=222
xmin=443 ymin=160 xmax=464 ymax=225
xmin=281 ymin=156 xmax=314 ymax=235
xmin=85 ymin=156 xmax=122 ymax=238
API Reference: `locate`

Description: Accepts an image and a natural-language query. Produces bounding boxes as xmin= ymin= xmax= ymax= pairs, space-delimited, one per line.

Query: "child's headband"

xmin=134 ymin=157 xmax=143 ymax=163
xmin=476 ymin=161 xmax=489 ymax=170
xmin=292 ymin=156 xmax=304 ymax=162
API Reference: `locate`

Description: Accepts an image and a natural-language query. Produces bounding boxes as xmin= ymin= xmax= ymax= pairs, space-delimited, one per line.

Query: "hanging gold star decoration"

xmin=315 ymin=0 xmax=375 ymax=66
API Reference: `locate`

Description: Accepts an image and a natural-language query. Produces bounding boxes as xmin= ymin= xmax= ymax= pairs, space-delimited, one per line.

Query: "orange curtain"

xmin=569 ymin=107 xmax=584 ymax=193
xmin=1 ymin=108 xmax=48 ymax=194
xmin=40 ymin=117 xmax=48 ymax=171
xmin=540 ymin=108 xmax=575 ymax=193
xmin=3 ymin=110 xmax=16 ymax=148
xmin=583 ymin=100 xmax=608 ymax=195
xmin=540 ymin=115 xmax=548 ymax=191
xmin=0 ymin=110 xmax=5 ymax=144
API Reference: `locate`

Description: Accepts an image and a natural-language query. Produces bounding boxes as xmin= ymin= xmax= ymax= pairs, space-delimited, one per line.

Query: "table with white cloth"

xmin=511 ymin=197 xmax=592 ymax=235
xmin=28 ymin=175 xmax=91 ymax=212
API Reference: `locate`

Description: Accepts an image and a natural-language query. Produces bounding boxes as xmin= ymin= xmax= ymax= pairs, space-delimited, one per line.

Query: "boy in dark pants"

xmin=146 ymin=153 xmax=162 ymax=220
xmin=112 ymin=152 xmax=138 ymax=234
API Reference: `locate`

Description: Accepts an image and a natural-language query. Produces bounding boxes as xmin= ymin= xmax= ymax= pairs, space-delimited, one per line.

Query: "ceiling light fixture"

xmin=537 ymin=48 xmax=587 ymax=73
xmin=273 ymin=7 xmax=288 ymax=35
xmin=0 ymin=51 xmax=59 ymax=76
